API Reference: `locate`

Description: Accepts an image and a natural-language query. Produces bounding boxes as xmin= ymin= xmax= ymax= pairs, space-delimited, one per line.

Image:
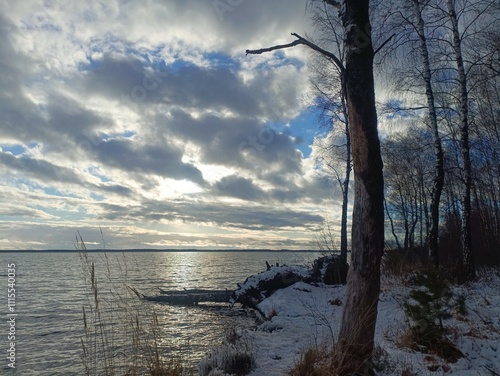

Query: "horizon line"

xmin=0 ymin=248 xmax=332 ymax=253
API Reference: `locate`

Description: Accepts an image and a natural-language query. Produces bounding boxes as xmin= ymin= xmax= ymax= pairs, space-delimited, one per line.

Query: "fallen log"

xmin=143 ymin=289 xmax=233 ymax=305
xmin=158 ymin=288 xmax=230 ymax=295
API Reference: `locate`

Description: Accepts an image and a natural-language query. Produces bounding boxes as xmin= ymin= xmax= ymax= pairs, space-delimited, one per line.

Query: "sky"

xmin=0 ymin=0 xmax=349 ymax=250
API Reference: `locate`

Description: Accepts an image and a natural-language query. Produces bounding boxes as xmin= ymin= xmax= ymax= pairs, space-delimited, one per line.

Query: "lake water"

xmin=0 ymin=251 xmax=322 ymax=375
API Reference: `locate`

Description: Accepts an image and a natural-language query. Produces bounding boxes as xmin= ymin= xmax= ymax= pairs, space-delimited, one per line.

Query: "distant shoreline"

xmin=0 ymin=249 xmax=327 ymax=253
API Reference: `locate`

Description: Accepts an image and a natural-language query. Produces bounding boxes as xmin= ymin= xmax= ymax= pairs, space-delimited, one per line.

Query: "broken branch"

xmin=246 ymin=32 xmax=345 ymax=73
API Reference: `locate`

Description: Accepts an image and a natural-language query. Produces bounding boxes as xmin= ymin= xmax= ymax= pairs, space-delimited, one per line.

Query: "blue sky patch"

xmin=0 ymin=144 xmax=26 ymax=156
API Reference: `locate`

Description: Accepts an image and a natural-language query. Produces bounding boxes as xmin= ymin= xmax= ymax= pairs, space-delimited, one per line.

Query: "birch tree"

xmin=412 ymin=0 xmax=445 ymax=268
xmin=446 ymin=0 xmax=475 ymax=281
xmin=383 ymin=128 xmax=433 ymax=250
xmin=380 ymin=0 xmax=446 ymax=266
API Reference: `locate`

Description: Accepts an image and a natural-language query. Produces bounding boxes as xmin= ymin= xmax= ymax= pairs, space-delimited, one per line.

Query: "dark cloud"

xmin=0 ymin=17 xmax=48 ymax=144
xmin=99 ymin=198 xmax=324 ymax=231
xmin=81 ymin=54 xmax=155 ymax=102
xmin=156 ymin=108 xmax=304 ymax=174
xmin=80 ymin=55 xmax=305 ymax=121
xmin=92 ymin=138 xmax=205 ymax=185
xmin=0 ymin=151 xmax=134 ymax=198
xmin=215 ymin=175 xmax=265 ymax=201
xmin=44 ymin=94 xmax=111 ymax=140
xmin=0 ymin=151 xmax=86 ymax=186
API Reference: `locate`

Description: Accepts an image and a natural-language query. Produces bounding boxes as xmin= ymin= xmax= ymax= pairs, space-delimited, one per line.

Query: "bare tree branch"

xmin=374 ymin=33 xmax=396 ymax=56
xmin=245 ymin=39 xmax=303 ymax=56
xmin=246 ymin=32 xmax=345 ymax=73
xmin=323 ymin=0 xmax=341 ymax=8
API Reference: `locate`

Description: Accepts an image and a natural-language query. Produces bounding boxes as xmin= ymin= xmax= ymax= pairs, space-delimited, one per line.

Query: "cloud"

xmin=0 ymin=1 xmax=342 ymax=250
xmin=215 ymin=175 xmax=265 ymax=201
xmin=0 ymin=152 xmax=85 ymax=186
xmin=92 ymin=138 xmax=206 ymax=185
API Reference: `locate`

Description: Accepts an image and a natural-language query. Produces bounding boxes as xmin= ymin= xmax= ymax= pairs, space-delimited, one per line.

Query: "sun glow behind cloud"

xmin=0 ymin=0 xmax=349 ymax=250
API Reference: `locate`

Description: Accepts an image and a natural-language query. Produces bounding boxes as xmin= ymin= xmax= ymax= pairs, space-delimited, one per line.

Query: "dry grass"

xmin=267 ymin=307 xmax=279 ymax=320
xmin=382 ymin=248 xmax=426 ymax=277
xmin=76 ymin=231 xmax=184 ymax=376
xmin=397 ymin=327 xmax=464 ymax=363
xmin=290 ymin=300 xmax=381 ymax=376
xmin=289 ymin=345 xmax=334 ymax=376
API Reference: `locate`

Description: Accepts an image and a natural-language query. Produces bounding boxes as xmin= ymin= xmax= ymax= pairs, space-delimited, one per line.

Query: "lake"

xmin=0 ymin=251 xmax=322 ymax=375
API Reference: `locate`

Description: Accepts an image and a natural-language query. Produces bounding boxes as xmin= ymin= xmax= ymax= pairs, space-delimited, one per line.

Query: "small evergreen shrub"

xmin=402 ymin=267 xmax=464 ymax=362
xmin=455 ymin=293 xmax=467 ymax=316
xmin=404 ymin=268 xmax=453 ymax=339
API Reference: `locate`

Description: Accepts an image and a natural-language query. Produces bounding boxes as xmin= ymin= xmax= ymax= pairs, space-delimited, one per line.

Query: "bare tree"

xmin=309 ymin=2 xmax=350 ymax=282
xmin=383 ymin=127 xmax=433 ymax=250
xmin=379 ymin=0 xmax=499 ymax=276
xmin=246 ymin=0 xmax=384 ymax=373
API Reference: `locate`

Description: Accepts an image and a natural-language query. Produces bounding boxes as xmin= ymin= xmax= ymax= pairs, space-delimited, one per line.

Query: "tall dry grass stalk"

xmin=76 ymin=231 xmax=184 ymax=376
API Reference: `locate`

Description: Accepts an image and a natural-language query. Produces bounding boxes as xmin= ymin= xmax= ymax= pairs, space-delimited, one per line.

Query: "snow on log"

xmin=230 ymin=265 xmax=314 ymax=310
xmin=230 ymin=255 xmax=347 ymax=311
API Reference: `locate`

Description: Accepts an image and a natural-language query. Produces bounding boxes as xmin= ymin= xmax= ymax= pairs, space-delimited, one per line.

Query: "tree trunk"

xmin=334 ymin=1 xmax=385 ymax=374
xmin=412 ymin=0 xmax=444 ymax=268
xmin=340 ymin=74 xmax=351 ymax=280
xmin=447 ymin=0 xmax=475 ymax=281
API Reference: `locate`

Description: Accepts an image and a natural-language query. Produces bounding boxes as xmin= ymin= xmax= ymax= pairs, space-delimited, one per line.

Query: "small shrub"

xmin=198 ymin=328 xmax=255 ymax=376
xmin=403 ymin=268 xmax=453 ymax=339
xmin=371 ymin=345 xmax=397 ymax=374
xmin=455 ymin=294 xmax=467 ymax=316
xmin=402 ymin=267 xmax=464 ymax=362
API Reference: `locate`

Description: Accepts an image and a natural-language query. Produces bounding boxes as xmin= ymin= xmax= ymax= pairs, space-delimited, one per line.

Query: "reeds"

xmin=76 ymin=231 xmax=184 ymax=376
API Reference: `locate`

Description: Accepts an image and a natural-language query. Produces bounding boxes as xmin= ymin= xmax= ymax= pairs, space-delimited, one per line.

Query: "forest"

xmin=306 ymin=0 xmax=500 ymax=280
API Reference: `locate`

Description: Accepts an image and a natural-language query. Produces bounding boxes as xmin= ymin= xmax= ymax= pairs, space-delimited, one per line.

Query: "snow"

xmin=230 ymin=265 xmax=313 ymax=304
xmin=204 ymin=267 xmax=500 ymax=375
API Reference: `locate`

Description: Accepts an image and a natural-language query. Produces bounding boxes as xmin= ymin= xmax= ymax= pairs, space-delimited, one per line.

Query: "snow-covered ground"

xmin=202 ymin=267 xmax=500 ymax=375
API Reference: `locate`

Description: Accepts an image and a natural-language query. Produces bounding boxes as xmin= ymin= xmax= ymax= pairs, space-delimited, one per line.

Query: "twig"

xmin=484 ymin=366 xmax=500 ymax=376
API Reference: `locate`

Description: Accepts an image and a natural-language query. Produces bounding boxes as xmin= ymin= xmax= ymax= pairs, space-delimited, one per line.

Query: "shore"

xmin=200 ymin=268 xmax=500 ymax=375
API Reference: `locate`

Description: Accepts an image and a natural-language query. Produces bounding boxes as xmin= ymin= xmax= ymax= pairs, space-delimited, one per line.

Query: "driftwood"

xmin=158 ymin=288 xmax=228 ymax=295
xmin=143 ymin=289 xmax=233 ymax=305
